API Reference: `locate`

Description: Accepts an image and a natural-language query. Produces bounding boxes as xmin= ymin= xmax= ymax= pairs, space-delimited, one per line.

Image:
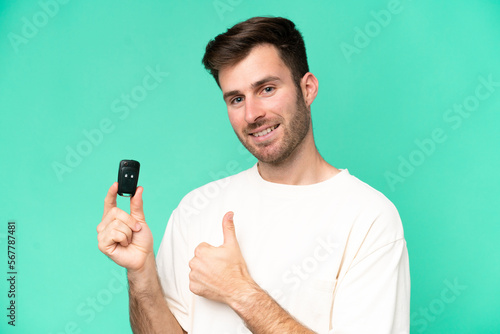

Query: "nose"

xmin=244 ymin=96 xmax=265 ymax=124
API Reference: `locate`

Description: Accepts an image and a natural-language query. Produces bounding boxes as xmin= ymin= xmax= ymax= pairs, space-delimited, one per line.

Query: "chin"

xmin=254 ymin=148 xmax=294 ymax=165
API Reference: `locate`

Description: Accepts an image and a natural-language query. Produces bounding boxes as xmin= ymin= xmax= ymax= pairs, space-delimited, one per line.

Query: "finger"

xmin=130 ymin=186 xmax=146 ymax=222
xmin=98 ymin=219 xmax=134 ymax=250
xmin=222 ymin=211 xmax=237 ymax=246
xmin=103 ymin=182 xmax=118 ymax=220
xmin=188 ymin=256 xmax=199 ymax=271
xmin=194 ymin=242 xmax=213 ymax=257
xmin=98 ymin=207 xmax=142 ymax=233
xmin=108 ymin=221 xmax=133 ymax=247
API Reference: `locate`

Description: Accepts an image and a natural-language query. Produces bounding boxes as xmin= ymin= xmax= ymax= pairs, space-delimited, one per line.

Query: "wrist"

xmin=228 ymin=278 xmax=263 ymax=315
xmin=127 ymin=252 xmax=157 ymax=287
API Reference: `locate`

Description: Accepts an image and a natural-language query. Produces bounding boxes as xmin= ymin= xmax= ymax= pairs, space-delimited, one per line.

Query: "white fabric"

xmin=156 ymin=164 xmax=410 ymax=333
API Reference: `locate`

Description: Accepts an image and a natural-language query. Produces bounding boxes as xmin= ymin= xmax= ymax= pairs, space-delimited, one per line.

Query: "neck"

xmin=256 ymin=131 xmax=339 ymax=185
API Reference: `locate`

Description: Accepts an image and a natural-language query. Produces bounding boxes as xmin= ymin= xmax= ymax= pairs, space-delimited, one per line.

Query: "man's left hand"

xmin=188 ymin=211 xmax=255 ymax=305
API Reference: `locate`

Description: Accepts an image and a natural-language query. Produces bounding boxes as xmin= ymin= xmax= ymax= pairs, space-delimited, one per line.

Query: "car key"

xmin=117 ymin=160 xmax=140 ymax=197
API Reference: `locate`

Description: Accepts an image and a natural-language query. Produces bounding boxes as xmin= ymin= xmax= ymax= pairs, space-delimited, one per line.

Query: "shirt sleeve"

xmin=156 ymin=208 xmax=192 ymax=332
xmin=329 ymin=237 xmax=411 ymax=334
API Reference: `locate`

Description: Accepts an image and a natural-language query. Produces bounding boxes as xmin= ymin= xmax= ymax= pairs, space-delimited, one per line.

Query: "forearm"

xmin=229 ymin=281 xmax=316 ymax=334
xmin=128 ymin=253 xmax=185 ymax=334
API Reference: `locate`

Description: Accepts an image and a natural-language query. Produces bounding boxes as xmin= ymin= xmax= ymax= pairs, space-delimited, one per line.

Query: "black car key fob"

xmin=118 ymin=160 xmax=140 ymax=197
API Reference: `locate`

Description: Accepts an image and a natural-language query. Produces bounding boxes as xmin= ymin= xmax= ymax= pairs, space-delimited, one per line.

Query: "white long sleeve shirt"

xmin=156 ymin=164 xmax=410 ymax=333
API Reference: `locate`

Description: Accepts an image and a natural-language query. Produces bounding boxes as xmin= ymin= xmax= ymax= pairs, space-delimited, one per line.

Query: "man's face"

xmin=219 ymin=44 xmax=311 ymax=164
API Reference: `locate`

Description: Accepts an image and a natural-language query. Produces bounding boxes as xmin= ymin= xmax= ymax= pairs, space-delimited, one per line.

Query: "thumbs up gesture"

xmin=97 ymin=182 xmax=154 ymax=272
xmin=189 ymin=212 xmax=254 ymax=304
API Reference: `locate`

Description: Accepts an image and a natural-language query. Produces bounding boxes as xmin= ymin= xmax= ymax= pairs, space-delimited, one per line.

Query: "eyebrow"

xmin=222 ymin=76 xmax=281 ymax=101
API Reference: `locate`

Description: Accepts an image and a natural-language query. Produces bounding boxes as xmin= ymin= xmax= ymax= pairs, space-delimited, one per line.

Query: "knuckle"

xmin=111 ymin=230 xmax=125 ymax=242
xmin=195 ymin=242 xmax=209 ymax=256
xmin=189 ymin=281 xmax=197 ymax=294
xmin=97 ymin=242 xmax=105 ymax=253
xmin=97 ymin=232 xmax=108 ymax=244
xmin=194 ymin=246 xmax=203 ymax=257
xmin=188 ymin=258 xmax=195 ymax=269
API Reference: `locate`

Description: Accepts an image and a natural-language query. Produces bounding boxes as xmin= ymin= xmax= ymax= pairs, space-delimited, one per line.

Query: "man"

xmin=97 ymin=16 xmax=410 ymax=333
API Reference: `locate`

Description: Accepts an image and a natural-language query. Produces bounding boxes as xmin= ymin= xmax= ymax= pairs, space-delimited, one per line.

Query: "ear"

xmin=300 ymin=72 xmax=319 ymax=107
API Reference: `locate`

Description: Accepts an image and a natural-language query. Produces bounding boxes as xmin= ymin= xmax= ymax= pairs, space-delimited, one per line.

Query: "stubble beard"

xmin=237 ymin=89 xmax=311 ymax=165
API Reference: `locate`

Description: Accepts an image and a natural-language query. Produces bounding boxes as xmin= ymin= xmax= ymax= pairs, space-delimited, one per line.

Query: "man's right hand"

xmin=97 ymin=182 xmax=154 ymax=271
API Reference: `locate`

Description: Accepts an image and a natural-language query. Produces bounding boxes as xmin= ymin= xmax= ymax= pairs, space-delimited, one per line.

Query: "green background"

xmin=1 ymin=0 xmax=499 ymax=333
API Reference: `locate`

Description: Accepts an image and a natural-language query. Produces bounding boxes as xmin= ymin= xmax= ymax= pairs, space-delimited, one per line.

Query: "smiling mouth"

xmin=251 ymin=124 xmax=279 ymax=137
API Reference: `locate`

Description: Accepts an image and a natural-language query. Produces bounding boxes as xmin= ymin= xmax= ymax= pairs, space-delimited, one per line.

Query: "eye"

xmin=231 ymin=96 xmax=244 ymax=105
xmin=262 ymin=86 xmax=275 ymax=94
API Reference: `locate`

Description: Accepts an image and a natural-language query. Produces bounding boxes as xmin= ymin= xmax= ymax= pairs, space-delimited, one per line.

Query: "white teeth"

xmin=252 ymin=125 xmax=278 ymax=137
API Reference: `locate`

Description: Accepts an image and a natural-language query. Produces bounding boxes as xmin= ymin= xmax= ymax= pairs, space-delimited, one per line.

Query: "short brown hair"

xmin=202 ymin=16 xmax=309 ymax=88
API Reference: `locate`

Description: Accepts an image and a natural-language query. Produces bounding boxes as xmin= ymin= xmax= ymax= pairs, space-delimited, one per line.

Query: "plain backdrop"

xmin=1 ymin=0 xmax=499 ymax=333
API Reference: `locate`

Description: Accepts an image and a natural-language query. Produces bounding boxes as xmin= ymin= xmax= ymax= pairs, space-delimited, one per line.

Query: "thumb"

xmin=222 ymin=211 xmax=237 ymax=246
xmin=130 ymin=186 xmax=145 ymax=222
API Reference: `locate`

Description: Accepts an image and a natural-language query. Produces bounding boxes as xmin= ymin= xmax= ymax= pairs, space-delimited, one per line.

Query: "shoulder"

xmin=342 ymin=170 xmax=399 ymax=214
xmin=341 ymin=170 xmax=404 ymax=240
xmin=343 ymin=170 xmax=395 ymax=207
